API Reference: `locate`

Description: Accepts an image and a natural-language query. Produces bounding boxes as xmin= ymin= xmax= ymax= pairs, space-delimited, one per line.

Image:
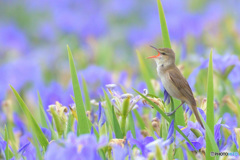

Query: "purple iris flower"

xmin=228 ymin=63 xmax=240 ymax=88
xmin=176 ymin=121 xmax=205 ymax=151
xmin=97 ymin=102 xmax=106 ymax=127
xmin=45 ymin=133 xmax=107 ymax=160
xmin=188 ymin=53 xmax=239 ymax=90
xmin=0 ymin=57 xmax=42 ymax=101
xmin=13 ymin=113 xmax=27 ymax=135
xmin=0 ymin=136 xmax=6 ymax=159
xmin=0 ymin=138 xmax=6 ymax=160
xmin=112 ymin=140 xmax=131 ymax=160
xmin=164 ymin=89 xmax=171 ymax=105
xmin=222 ymin=113 xmax=238 ymax=128
xmin=18 ymin=142 xmax=36 ymax=160
xmin=0 ymin=24 xmax=29 ymax=55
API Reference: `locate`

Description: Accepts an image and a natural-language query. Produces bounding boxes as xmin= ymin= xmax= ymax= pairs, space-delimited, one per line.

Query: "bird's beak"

xmin=147 ymin=45 xmax=161 ymax=59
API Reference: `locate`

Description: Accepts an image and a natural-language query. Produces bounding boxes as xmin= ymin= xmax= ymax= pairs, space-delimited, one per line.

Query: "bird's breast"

xmin=158 ymin=72 xmax=184 ymax=100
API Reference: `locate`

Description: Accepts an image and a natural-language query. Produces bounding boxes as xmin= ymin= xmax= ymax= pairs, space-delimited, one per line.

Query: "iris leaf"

xmin=205 ymin=50 xmax=219 ymax=159
xmin=67 ymin=45 xmax=90 ymax=135
xmin=10 ymin=86 xmax=49 ymax=149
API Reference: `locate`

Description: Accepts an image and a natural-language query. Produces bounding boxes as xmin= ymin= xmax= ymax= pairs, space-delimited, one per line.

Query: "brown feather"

xmin=168 ymin=67 xmax=204 ymax=129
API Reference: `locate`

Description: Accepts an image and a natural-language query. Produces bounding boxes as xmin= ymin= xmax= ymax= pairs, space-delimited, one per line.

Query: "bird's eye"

xmin=161 ymin=52 xmax=166 ymax=55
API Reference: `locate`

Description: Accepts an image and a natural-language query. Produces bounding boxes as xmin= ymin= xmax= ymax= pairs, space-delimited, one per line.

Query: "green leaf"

xmin=155 ymin=145 xmax=163 ymax=160
xmin=206 ymin=50 xmax=216 ymax=160
xmin=173 ymin=99 xmax=185 ymax=126
xmin=134 ymin=89 xmax=198 ymax=151
xmin=199 ymin=115 xmax=219 ymax=154
xmin=136 ymin=50 xmax=155 ymax=94
xmin=37 ymin=92 xmax=48 ymax=128
xmin=4 ymin=126 xmax=10 ymax=160
xmin=157 ymin=0 xmax=171 ymax=48
xmin=32 ymin=134 xmax=42 ymax=160
xmin=67 ymin=45 xmax=90 ymax=135
xmin=167 ymin=143 xmax=174 ymax=160
xmin=87 ymin=119 xmax=100 ymax=140
xmin=82 ymin=76 xmax=91 ymax=111
xmin=111 ymin=102 xmax=123 ymax=139
xmin=50 ymin=107 xmax=63 ymax=137
xmin=128 ymin=111 xmax=136 ymax=139
xmin=133 ymin=109 xmax=145 ymax=130
xmin=10 ymin=86 xmax=49 ymax=149
xmin=66 ymin=112 xmax=74 ymax=134
xmin=6 ymin=120 xmax=17 ymax=153
xmin=121 ymin=98 xmax=130 ymax=136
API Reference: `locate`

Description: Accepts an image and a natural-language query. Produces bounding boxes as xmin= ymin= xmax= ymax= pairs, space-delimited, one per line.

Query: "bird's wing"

xmin=168 ymin=67 xmax=196 ymax=105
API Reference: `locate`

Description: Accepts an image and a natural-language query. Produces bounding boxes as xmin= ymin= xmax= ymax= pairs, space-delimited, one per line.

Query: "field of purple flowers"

xmin=0 ymin=0 xmax=240 ymax=159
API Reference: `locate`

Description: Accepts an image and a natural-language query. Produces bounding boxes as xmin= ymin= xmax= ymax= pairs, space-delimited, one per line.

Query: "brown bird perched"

xmin=147 ymin=46 xmax=204 ymax=129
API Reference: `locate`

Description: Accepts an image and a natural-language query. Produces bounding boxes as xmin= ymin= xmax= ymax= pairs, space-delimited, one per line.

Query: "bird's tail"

xmin=190 ymin=105 xmax=205 ymax=129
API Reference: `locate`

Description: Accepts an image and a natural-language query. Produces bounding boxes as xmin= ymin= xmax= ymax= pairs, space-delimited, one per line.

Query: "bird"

xmin=147 ymin=46 xmax=204 ymax=129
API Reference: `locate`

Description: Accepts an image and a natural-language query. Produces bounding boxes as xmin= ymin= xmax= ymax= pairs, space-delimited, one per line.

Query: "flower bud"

xmin=152 ymin=117 xmax=160 ymax=136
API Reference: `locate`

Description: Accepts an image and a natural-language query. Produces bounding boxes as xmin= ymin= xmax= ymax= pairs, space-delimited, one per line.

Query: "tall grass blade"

xmin=10 ymin=86 xmax=49 ymax=149
xmin=128 ymin=111 xmax=136 ymax=138
xmin=206 ymin=50 xmax=216 ymax=160
xmin=67 ymin=45 xmax=90 ymax=135
xmin=199 ymin=114 xmax=219 ymax=154
xmin=82 ymin=76 xmax=91 ymax=111
xmin=111 ymin=105 xmax=123 ymax=138
xmin=32 ymin=134 xmax=42 ymax=160
xmin=4 ymin=126 xmax=9 ymax=160
xmin=157 ymin=0 xmax=171 ymax=48
xmin=37 ymin=92 xmax=48 ymax=128
xmin=133 ymin=109 xmax=145 ymax=130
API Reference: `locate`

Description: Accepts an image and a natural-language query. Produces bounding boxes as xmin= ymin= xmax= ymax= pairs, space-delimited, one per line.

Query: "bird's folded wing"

xmin=168 ymin=68 xmax=196 ymax=105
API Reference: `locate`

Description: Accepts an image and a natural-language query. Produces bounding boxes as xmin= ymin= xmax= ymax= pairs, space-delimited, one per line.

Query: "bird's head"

xmin=147 ymin=46 xmax=175 ymax=68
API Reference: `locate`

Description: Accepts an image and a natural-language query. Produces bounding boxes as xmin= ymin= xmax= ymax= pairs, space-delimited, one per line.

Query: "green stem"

xmin=120 ymin=115 xmax=127 ymax=136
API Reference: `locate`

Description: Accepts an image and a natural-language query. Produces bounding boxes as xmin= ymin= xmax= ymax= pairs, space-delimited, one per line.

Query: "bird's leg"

xmin=166 ymin=101 xmax=185 ymax=116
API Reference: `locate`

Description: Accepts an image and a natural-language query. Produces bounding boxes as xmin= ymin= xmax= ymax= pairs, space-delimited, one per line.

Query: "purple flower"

xmin=112 ymin=140 xmax=131 ymax=160
xmin=45 ymin=133 xmax=107 ymax=160
xmin=229 ymin=63 xmax=240 ymax=88
xmin=97 ymin=102 xmax=106 ymax=127
xmin=222 ymin=113 xmax=238 ymax=128
xmin=18 ymin=142 xmax=36 ymax=160
xmin=186 ymin=136 xmax=204 ymax=151
xmin=0 ymin=57 xmax=42 ymax=101
xmin=164 ymin=89 xmax=171 ymax=105
xmin=0 ymin=136 xmax=6 ymax=159
xmin=145 ymin=120 xmax=175 ymax=155
xmin=38 ymin=82 xmax=71 ymax=109
xmin=188 ymin=53 xmax=239 ymax=90
xmin=0 ymin=24 xmax=29 ymax=55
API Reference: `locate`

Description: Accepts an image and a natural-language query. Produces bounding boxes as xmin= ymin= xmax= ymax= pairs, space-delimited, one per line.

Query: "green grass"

xmin=67 ymin=45 xmax=90 ymax=135
xmin=157 ymin=0 xmax=171 ymax=48
xmin=10 ymin=86 xmax=49 ymax=149
xmin=82 ymin=76 xmax=91 ymax=111
xmin=206 ymin=50 xmax=217 ymax=160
